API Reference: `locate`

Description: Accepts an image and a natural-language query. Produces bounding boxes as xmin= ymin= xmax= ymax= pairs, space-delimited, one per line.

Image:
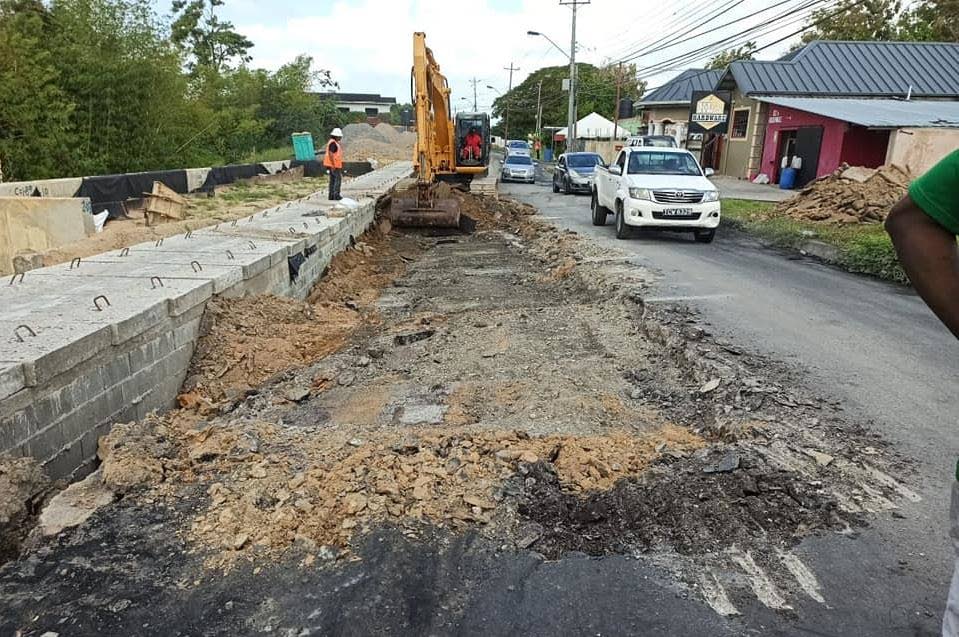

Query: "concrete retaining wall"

xmin=0 ymin=162 xmax=412 ymax=480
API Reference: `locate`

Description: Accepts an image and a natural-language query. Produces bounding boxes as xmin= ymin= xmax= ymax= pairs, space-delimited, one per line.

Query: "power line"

xmin=610 ymin=0 xmax=752 ymax=66
xmin=629 ymin=0 xmax=828 ymax=77
xmin=613 ymin=0 xmax=814 ymax=65
xmin=601 ymin=0 xmax=727 ymax=63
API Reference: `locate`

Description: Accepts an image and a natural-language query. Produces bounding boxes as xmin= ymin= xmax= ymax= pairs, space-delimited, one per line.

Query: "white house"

xmin=318 ymin=92 xmax=397 ymax=116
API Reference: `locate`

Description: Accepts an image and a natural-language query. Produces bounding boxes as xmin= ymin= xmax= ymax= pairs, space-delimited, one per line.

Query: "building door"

xmin=774 ymin=130 xmax=798 ymax=183
xmin=794 ymin=126 xmax=823 ymax=187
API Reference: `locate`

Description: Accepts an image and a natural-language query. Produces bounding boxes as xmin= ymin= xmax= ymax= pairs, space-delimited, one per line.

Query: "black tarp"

xmin=199 ymin=163 xmax=268 ymax=191
xmin=291 ymin=160 xmax=326 ymax=177
xmin=78 ymin=170 xmax=189 ymax=219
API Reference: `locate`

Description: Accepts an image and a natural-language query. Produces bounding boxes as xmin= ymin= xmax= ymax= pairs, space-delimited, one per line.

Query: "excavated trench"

xmin=0 ymin=192 xmax=916 ymax=633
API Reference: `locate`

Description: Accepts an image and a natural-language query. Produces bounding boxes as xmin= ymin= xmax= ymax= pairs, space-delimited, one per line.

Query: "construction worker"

xmin=461 ymin=127 xmax=482 ymax=162
xmin=884 ymin=149 xmax=959 ymax=636
xmin=324 ymin=127 xmax=344 ymax=200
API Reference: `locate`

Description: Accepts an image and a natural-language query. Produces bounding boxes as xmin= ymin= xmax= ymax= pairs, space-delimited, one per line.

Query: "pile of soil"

xmin=342 ymin=123 xmax=415 ymax=164
xmin=97 ymin=413 xmax=702 ymax=567
xmin=0 ymin=456 xmax=51 ymax=561
xmin=182 ymin=296 xmax=359 ymax=404
xmin=774 ymin=163 xmax=911 ymax=224
xmin=182 ymin=225 xmax=420 ymax=404
xmin=518 ymin=447 xmax=859 ymax=559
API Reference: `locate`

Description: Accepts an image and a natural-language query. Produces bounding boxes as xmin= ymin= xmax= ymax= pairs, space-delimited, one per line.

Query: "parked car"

xmin=591 ymin=147 xmax=720 ymax=243
xmin=553 ymin=152 xmax=606 ymax=195
xmin=626 ymin=135 xmax=677 ymax=148
xmin=500 ymin=154 xmax=536 ymax=183
xmin=505 ymin=139 xmax=531 ymax=157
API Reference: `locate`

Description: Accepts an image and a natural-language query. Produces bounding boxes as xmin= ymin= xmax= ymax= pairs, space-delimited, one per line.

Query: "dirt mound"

xmin=775 ymin=163 xmax=911 ymax=224
xmin=181 ymin=226 xmax=419 ymax=404
xmin=97 ymin=411 xmax=702 ymax=567
xmin=182 ymin=296 xmax=359 ymax=404
xmin=0 ymin=456 xmax=51 ymax=561
xmin=518 ymin=448 xmax=858 ymax=559
xmin=340 ymin=122 xmax=415 ymax=164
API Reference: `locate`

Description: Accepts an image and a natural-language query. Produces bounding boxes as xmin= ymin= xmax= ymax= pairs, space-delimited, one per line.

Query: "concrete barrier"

xmin=0 ymin=162 xmax=412 ymax=480
xmin=0 ymin=197 xmax=94 ymax=274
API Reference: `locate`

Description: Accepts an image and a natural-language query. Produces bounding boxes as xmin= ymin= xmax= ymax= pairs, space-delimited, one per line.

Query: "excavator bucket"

xmin=388 ymin=191 xmax=462 ymax=228
xmin=388 ymin=182 xmax=473 ymax=231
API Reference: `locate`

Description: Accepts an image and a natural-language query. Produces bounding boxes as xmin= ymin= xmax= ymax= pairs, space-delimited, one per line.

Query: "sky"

xmin=151 ymin=0 xmax=849 ymax=123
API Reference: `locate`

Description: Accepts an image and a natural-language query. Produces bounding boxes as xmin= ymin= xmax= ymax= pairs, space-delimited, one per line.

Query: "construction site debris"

xmin=182 ymin=229 xmax=422 ymax=404
xmin=143 ymin=181 xmax=187 ymax=225
xmin=37 ymin=471 xmax=114 ymax=537
xmin=773 ymin=163 xmax=911 ymax=224
xmin=97 ymin=411 xmax=702 ymax=567
xmin=0 ymin=456 xmax=50 ymax=560
xmin=182 ymin=296 xmax=360 ymax=404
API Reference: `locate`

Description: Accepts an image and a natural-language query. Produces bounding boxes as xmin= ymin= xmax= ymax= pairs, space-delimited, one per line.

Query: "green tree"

xmin=0 ymin=0 xmax=76 ymax=180
xmin=898 ymin=0 xmax=959 ymax=41
xmin=47 ymin=0 xmax=203 ymax=174
xmin=802 ymin=0 xmax=903 ymax=42
xmin=707 ymin=42 xmax=757 ymax=69
xmin=491 ymin=63 xmax=645 ymax=138
xmin=171 ymin=0 xmax=253 ymax=73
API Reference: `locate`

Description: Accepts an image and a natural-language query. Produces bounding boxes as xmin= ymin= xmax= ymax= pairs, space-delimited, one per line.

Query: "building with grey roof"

xmin=711 ymin=40 xmax=959 ymax=185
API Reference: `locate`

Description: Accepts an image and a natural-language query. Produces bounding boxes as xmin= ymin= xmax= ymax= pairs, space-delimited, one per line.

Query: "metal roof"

xmin=317 ymin=92 xmax=397 ymax=104
xmin=725 ymin=41 xmax=959 ymax=98
xmin=640 ymin=68 xmax=724 ymax=105
xmin=757 ymin=97 xmax=959 ymax=128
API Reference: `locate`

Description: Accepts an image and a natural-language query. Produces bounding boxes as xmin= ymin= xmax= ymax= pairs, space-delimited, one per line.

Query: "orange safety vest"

xmin=323 ymin=138 xmax=343 ymax=169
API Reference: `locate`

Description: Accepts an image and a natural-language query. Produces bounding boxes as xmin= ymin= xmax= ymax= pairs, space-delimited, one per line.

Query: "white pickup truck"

xmin=591 ymin=146 xmax=721 ymax=243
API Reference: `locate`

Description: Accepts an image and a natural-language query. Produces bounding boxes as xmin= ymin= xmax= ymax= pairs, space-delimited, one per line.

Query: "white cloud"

xmin=231 ymin=0 xmax=808 ymax=109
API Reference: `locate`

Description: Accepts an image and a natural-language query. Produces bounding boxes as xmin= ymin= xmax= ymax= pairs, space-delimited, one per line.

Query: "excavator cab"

xmin=454 ymin=113 xmax=490 ymax=170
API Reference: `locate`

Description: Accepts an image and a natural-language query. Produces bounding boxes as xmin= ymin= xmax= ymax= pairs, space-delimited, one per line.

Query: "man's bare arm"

xmin=885 ymin=195 xmax=959 ymax=339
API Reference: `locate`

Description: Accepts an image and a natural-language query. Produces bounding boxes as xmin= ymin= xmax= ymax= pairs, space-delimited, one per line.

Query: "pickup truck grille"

xmin=652 ymin=190 xmax=704 ymax=204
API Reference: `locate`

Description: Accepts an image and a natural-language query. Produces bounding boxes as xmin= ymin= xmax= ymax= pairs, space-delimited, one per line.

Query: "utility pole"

xmin=560 ymin=0 xmax=589 ymax=150
xmin=503 ymin=62 xmax=519 ymax=142
xmin=469 ymin=77 xmax=479 ymax=111
xmin=612 ymin=62 xmax=623 ymax=149
xmin=535 ymin=79 xmax=543 ymax=138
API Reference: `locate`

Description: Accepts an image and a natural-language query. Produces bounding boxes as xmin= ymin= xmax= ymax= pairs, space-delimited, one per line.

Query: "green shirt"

xmin=909 ymin=149 xmax=959 ymax=235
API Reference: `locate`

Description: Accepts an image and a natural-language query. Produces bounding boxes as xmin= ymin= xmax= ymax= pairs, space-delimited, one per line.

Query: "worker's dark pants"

xmin=328 ymin=168 xmax=342 ymax=200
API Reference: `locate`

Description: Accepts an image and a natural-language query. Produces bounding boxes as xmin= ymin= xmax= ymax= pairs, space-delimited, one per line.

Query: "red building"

xmin=715 ymin=41 xmax=959 ymax=186
xmin=760 ymin=103 xmax=891 ymax=183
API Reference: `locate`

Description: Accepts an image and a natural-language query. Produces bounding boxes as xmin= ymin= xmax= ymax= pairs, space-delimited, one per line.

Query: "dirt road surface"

xmin=0 ymin=185 xmax=940 ymax=636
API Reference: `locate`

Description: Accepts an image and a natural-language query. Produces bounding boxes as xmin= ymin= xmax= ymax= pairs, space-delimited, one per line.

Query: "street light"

xmin=526 ymin=31 xmax=570 ymax=60
xmin=528 ymin=29 xmax=577 ymax=149
xmin=486 ymin=85 xmax=501 ymax=94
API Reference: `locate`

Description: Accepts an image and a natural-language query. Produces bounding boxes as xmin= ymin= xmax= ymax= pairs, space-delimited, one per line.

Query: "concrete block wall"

xmin=0 ymin=162 xmax=411 ymax=480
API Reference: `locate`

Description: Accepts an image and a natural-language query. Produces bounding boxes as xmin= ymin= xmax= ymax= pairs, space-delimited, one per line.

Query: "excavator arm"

xmin=389 ymin=32 xmax=488 ymax=229
xmin=412 ymin=32 xmax=455 ymax=181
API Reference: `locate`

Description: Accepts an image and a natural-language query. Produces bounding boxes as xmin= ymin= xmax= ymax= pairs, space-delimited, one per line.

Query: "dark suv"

xmin=553 ymin=152 xmax=606 ymax=194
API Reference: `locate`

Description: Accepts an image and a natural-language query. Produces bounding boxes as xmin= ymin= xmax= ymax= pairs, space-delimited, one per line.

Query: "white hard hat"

xmin=331 ymin=127 xmax=343 ymax=137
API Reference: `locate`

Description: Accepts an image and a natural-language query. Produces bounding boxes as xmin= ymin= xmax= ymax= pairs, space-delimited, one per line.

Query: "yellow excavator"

xmin=389 ymin=32 xmax=491 ymax=229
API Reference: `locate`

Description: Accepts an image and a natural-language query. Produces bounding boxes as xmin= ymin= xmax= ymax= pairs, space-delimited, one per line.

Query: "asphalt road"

xmin=501 ymin=166 xmax=959 ymax=635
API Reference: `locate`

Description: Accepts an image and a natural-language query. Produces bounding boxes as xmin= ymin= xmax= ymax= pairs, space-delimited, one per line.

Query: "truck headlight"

xmin=703 ymin=190 xmax=720 ymax=202
xmin=629 ymin=187 xmax=652 ymax=200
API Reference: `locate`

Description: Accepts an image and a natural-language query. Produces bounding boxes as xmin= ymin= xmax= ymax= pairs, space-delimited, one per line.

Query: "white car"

xmin=592 ymin=147 xmax=720 ymax=243
xmin=505 ymin=139 xmax=531 ymax=158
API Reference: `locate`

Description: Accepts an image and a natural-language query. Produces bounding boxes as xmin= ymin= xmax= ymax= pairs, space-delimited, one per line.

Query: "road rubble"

xmin=0 ymin=187 xmax=919 ymax=633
